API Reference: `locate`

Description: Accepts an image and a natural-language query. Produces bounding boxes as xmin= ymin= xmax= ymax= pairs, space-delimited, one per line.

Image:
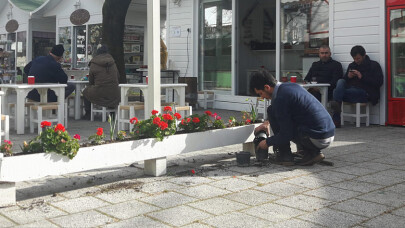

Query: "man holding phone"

xmin=332 ymin=45 xmax=383 ymax=127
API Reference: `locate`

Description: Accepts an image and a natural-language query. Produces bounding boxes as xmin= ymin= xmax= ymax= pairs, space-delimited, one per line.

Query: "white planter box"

xmin=0 ymin=124 xmax=258 ymax=206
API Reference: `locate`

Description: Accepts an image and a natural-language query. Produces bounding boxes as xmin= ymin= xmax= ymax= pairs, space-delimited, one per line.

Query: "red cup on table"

xmin=28 ymin=76 xmax=35 ymax=84
xmin=70 ymin=75 xmax=75 ymax=80
xmin=146 ymin=76 xmax=148 ymax=84
xmin=290 ymin=76 xmax=297 ymax=83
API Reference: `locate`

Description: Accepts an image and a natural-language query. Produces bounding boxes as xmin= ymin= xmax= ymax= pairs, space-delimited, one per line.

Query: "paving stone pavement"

xmin=1 ymin=109 xmax=405 ymax=227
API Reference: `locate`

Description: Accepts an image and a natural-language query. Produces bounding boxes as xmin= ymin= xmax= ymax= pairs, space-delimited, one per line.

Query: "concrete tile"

xmin=58 ymin=186 xmax=102 ymax=199
xmin=312 ymin=170 xmax=357 ymax=182
xmin=355 ymin=162 xmax=396 ymax=171
xmin=209 ymin=177 xmax=257 ymax=192
xmin=203 ymin=211 xmax=273 ymax=228
xmin=254 ymin=182 xmax=309 ymax=197
xmin=384 ymin=183 xmax=405 ymax=195
xmin=304 ymin=186 xmax=361 ymax=202
xmin=188 ymin=197 xmax=248 ymax=215
xmin=97 ymin=200 xmax=159 ymax=220
xmin=175 ymin=184 xmax=231 ymax=199
xmin=243 ymin=203 xmax=305 ymax=223
xmin=102 ymin=215 xmax=170 ymax=228
xmin=181 ymin=222 xmax=211 ymax=228
xmin=223 ymin=189 xmax=279 ymax=206
xmin=166 ymin=176 xmax=213 ymax=186
xmin=15 ymin=220 xmax=58 ymax=227
xmin=94 ymin=189 xmax=149 ymax=204
xmin=238 ymin=172 xmax=287 ymax=184
xmin=391 ymin=207 xmax=405 ymax=217
xmin=356 ymin=173 xmax=404 ymax=186
xmin=330 ymin=180 xmax=384 ymax=193
xmin=201 ymin=169 xmax=242 ymax=180
xmin=140 ymin=180 xmax=183 ymax=194
xmin=0 ymin=205 xmax=66 ymax=225
xmin=356 ymin=190 xmax=405 ymax=207
xmin=274 ymin=194 xmax=333 ymax=212
xmin=147 ymin=205 xmax=211 ymax=227
xmin=330 ymin=199 xmax=393 ymax=218
xmin=377 ymin=169 xmax=405 ymax=179
xmin=271 ymin=218 xmax=323 ymax=228
xmin=140 ymin=192 xmax=197 ymax=208
xmin=284 ymin=175 xmax=335 ymax=189
xmin=0 ymin=215 xmax=16 ymax=227
xmin=362 ymin=214 xmax=405 ymax=228
xmin=298 ymin=207 xmax=366 ymax=227
xmin=332 ymin=165 xmax=378 ymax=176
xmin=50 ymin=210 xmax=115 ymax=227
xmin=272 ymin=167 xmax=313 ymax=178
xmin=50 ymin=196 xmax=110 ymax=213
xmin=227 ymin=165 xmax=269 ymax=174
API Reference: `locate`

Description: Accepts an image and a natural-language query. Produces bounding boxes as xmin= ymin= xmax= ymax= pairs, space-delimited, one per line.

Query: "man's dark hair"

xmin=96 ymin=44 xmax=108 ymax=55
xmin=350 ymin=45 xmax=366 ymax=57
xmin=319 ymin=44 xmax=330 ymax=50
xmin=249 ymin=70 xmax=277 ymax=96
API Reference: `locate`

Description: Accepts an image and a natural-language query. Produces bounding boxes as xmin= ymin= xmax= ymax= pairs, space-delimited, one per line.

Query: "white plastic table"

xmin=0 ymin=84 xmax=66 ymax=134
xmin=301 ymin=83 xmax=330 ymax=107
xmin=68 ymin=80 xmax=89 ymax=119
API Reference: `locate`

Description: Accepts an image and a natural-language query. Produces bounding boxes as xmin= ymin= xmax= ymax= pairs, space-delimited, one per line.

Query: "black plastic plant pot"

xmin=236 ymin=151 xmax=251 ymax=166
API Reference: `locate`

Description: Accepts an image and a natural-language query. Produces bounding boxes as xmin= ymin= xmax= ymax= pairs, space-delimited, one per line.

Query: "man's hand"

xmin=348 ymin=70 xmax=356 ymax=79
xmin=353 ymin=70 xmax=362 ymax=79
xmin=254 ymin=121 xmax=270 ymax=135
xmin=258 ymin=140 xmax=268 ymax=150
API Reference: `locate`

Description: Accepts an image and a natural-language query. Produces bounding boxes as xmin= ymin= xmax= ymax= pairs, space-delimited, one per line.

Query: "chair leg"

xmin=340 ymin=103 xmax=344 ymax=126
xmin=356 ymin=103 xmax=360 ymax=128
xmin=203 ymin=92 xmax=208 ymax=109
xmin=366 ymin=103 xmax=370 ymax=126
xmin=90 ymin=103 xmax=94 ymax=121
xmin=117 ymin=107 xmax=121 ymax=132
xmin=4 ymin=115 xmax=9 ymax=140
xmin=37 ymin=107 xmax=43 ymax=134
xmin=102 ymin=107 xmax=107 ymax=122
xmin=30 ymin=106 xmax=34 ymax=134
xmin=64 ymin=102 xmax=68 ymax=128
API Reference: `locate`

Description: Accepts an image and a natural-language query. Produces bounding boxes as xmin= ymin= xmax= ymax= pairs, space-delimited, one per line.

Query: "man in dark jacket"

xmin=304 ymin=45 xmax=343 ymax=103
xmin=24 ymin=44 xmax=75 ymax=102
xmin=332 ymin=45 xmax=383 ymax=126
xmin=251 ymin=71 xmax=335 ymax=166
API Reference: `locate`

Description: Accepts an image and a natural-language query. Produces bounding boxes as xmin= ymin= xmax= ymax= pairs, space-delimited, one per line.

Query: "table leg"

xmin=74 ymin=84 xmax=82 ymax=120
xmin=1 ymin=88 xmax=8 ymax=115
xmin=52 ymin=88 xmax=65 ymax=126
xmin=320 ymin=87 xmax=328 ymax=107
xmin=174 ymin=87 xmax=186 ymax=106
xmin=16 ymin=90 xmax=28 ymax=134
xmin=141 ymin=88 xmax=149 ymax=119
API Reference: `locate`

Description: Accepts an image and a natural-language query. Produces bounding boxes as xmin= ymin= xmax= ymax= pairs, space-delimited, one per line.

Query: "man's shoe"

xmin=292 ymin=150 xmax=306 ymax=158
xmin=268 ymin=154 xmax=295 ymax=166
xmin=295 ymin=152 xmax=325 ymax=166
xmin=333 ymin=113 xmax=341 ymax=128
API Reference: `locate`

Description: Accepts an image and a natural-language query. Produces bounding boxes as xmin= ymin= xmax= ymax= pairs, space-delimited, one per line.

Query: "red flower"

xmin=96 ymin=128 xmax=103 ymax=136
xmin=73 ymin=134 xmax=81 ymax=140
xmin=205 ymin=111 xmax=212 ymax=116
xmin=54 ymin=123 xmax=65 ymax=132
xmin=181 ymin=119 xmax=186 ymax=125
xmin=130 ymin=117 xmax=138 ymax=124
xmin=151 ymin=110 xmax=159 ymax=115
xmin=174 ymin=113 xmax=181 ymax=120
xmin=162 ymin=114 xmax=173 ymax=121
xmin=163 ymin=106 xmax=172 ymax=112
xmin=153 ymin=117 xmax=161 ymax=125
xmin=191 ymin=169 xmax=196 ymax=174
xmin=192 ymin=117 xmax=200 ymax=123
xmin=216 ymin=116 xmax=222 ymax=120
xmin=41 ymin=121 xmax=52 ymax=128
xmin=159 ymin=121 xmax=168 ymax=130
xmin=3 ymin=140 xmax=11 ymax=145
xmin=186 ymin=118 xmax=191 ymax=123
xmin=246 ymin=119 xmax=252 ymax=124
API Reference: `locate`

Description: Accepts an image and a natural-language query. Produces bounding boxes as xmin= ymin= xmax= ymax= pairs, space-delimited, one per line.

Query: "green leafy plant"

xmin=131 ymin=106 xmax=179 ymax=141
xmin=108 ymin=114 xmax=118 ymax=141
xmin=88 ymin=127 xmax=105 ymax=145
xmin=0 ymin=140 xmax=13 ymax=156
xmin=209 ymin=112 xmax=225 ymax=129
xmin=117 ymin=131 xmax=127 ymax=141
xmin=178 ymin=113 xmax=209 ymax=132
xmin=21 ymin=122 xmax=80 ymax=159
xmin=242 ymin=98 xmax=260 ymax=123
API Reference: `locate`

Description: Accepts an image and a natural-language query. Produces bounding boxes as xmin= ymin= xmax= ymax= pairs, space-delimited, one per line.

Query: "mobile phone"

xmin=349 ymin=69 xmax=355 ymax=72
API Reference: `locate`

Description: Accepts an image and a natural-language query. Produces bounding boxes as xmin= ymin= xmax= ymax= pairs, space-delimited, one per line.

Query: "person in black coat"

xmin=251 ymin=71 xmax=335 ymax=166
xmin=332 ymin=45 xmax=383 ymax=127
xmin=24 ymin=44 xmax=75 ymax=102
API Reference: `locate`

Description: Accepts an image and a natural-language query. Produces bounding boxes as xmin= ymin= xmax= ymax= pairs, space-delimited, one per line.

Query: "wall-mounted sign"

xmin=6 ymin=20 xmax=19 ymax=33
xmin=70 ymin=9 xmax=90 ymax=26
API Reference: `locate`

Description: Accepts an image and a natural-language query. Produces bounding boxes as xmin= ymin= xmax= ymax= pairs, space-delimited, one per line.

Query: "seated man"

xmin=24 ymin=44 xmax=75 ymax=102
xmin=304 ymin=45 xmax=343 ymax=116
xmin=332 ymin=45 xmax=383 ymax=127
xmin=251 ymin=71 xmax=335 ymax=166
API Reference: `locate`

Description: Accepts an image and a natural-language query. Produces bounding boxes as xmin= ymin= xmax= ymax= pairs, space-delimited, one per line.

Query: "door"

xmin=198 ymin=0 xmax=232 ymax=93
xmin=388 ymin=6 xmax=405 ymax=125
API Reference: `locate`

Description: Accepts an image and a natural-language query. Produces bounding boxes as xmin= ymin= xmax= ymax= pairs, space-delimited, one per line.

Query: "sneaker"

xmin=292 ymin=150 xmax=306 ymax=158
xmin=295 ymin=152 xmax=325 ymax=166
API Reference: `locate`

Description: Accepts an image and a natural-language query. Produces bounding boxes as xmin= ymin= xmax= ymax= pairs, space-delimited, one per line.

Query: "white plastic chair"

xmin=341 ymin=102 xmax=370 ymax=127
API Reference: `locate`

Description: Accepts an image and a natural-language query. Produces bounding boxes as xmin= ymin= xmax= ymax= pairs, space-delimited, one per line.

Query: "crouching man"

xmin=251 ymin=71 xmax=335 ymax=166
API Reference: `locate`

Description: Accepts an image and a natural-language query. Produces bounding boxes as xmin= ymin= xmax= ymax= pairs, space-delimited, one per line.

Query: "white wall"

xmin=331 ymin=0 xmax=386 ymax=125
xmin=166 ymin=0 xmax=193 ymax=77
xmin=0 ymin=2 xmax=30 ymax=34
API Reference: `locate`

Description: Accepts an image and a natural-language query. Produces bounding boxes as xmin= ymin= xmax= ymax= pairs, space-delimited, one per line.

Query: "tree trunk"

xmin=102 ymin=0 xmax=131 ymax=84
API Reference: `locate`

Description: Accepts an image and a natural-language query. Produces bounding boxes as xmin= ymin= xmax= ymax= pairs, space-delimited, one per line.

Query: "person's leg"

xmin=342 ymin=87 xmax=368 ymax=103
xmin=65 ymin=83 xmax=76 ymax=99
xmin=268 ymin=105 xmax=294 ymax=165
xmin=293 ymin=130 xmax=324 ymax=165
xmin=331 ymin=79 xmax=347 ymax=127
xmin=307 ymin=88 xmax=321 ymax=102
xmin=83 ymin=97 xmax=91 ymax=120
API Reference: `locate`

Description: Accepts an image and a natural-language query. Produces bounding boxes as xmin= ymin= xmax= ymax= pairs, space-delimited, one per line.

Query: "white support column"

xmin=144 ymin=157 xmax=167 ymax=176
xmin=146 ymin=0 xmax=161 ymax=119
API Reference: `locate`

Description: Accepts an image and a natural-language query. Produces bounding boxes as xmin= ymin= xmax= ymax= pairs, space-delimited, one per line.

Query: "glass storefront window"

xmin=198 ymin=0 xmax=232 ymax=93
xmin=74 ymin=25 xmax=87 ymax=68
xmin=16 ymin=31 xmax=27 ymax=69
xmin=280 ymin=0 xmax=329 ymax=82
xmin=59 ymin=27 xmax=72 ymax=69
xmin=88 ymin=24 xmax=103 ymax=61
